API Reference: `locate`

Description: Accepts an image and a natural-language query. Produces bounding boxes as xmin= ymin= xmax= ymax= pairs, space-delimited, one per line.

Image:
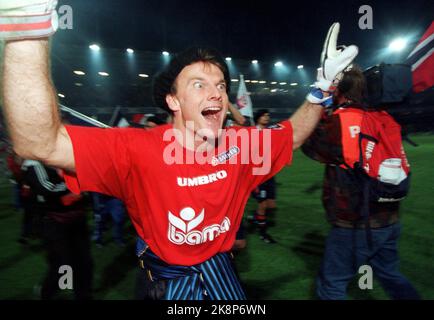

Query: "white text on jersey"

xmin=177 ymin=170 xmax=228 ymax=187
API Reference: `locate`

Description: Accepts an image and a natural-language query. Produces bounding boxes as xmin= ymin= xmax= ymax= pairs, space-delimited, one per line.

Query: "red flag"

xmin=406 ymin=22 xmax=434 ymax=93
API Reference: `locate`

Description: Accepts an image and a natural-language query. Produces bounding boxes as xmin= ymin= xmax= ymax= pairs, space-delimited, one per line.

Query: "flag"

xmin=236 ymin=74 xmax=254 ymax=120
xmin=406 ymin=21 xmax=434 ymax=93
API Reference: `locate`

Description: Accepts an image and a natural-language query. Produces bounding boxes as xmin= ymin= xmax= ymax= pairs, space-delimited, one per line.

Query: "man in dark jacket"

xmin=302 ymin=68 xmax=420 ymax=300
xmin=22 ymin=160 xmax=93 ymax=300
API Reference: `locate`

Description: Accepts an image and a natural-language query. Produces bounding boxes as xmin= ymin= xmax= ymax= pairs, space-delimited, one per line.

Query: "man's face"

xmin=167 ymin=62 xmax=229 ymax=140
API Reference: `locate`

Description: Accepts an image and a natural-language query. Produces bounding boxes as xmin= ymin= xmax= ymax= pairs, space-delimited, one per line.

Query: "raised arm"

xmin=290 ymin=101 xmax=324 ymax=149
xmin=0 ymin=1 xmax=75 ymax=171
xmin=2 ymin=40 xmax=75 ymax=171
xmin=227 ymin=102 xmax=247 ymax=126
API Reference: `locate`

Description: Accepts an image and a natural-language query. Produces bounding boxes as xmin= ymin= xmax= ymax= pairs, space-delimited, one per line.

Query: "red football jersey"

xmin=64 ymin=121 xmax=293 ymax=265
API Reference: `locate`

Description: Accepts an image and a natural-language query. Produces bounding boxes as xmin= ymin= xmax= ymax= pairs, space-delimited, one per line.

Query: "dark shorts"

xmin=252 ymin=177 xmax=276 ymax=202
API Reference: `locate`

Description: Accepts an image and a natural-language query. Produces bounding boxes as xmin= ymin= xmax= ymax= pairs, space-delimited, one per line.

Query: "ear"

xmin=166 ymin=94 xmax=181 ymax=112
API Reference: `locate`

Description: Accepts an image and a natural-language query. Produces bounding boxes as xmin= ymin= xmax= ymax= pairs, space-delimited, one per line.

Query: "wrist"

xmin=306 ymin=87 xmax=333 ymax=107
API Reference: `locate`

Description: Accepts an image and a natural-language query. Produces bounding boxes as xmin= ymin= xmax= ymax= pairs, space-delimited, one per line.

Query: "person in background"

xmin=22 ymin=160 xmax=93 ymax=299
xmin=249 ymin=109 xmax=278 ymax=244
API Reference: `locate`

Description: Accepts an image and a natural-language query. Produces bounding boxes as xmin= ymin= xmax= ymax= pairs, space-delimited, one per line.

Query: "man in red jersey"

xmin=1 ymin=1 xmax=357 ymax=299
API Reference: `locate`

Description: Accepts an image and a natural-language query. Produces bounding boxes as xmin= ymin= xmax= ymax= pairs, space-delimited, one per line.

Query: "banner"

xmin=236 ymin=74 xmax=254 ymax=120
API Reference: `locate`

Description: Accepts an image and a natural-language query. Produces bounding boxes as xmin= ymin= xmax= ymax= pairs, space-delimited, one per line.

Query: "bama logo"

xmin=168 ymin=207 xmax=231 ymax=245
xmin=177 ymin=170 xmax=227 ymax=187
xmin=211 ymin=146 xmax=240 ymax=166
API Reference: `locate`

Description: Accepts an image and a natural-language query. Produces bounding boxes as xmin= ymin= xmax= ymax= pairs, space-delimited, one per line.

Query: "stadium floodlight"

xmin=126 ymin=48 xmax=134 ymax=54
xmin=297 ymin=65 xmax=304 ymax=69
xmin=231 ymin=79 xmax=239 ymax=82
xmin=389 ymin=38 xmax=407 ymax=52
xmin=57 ymin=93 xmax=65 ymax=98
xmin=73 ymin=70 xmax=85 ymax=75
xmin=271 ymin=81 xmax=277 ymax=84
xmin=89 ymin=44 xmax=100 ymax=51
xmin=290 ymin=82 xmax=298 ymax=86
xmin=274 ymin=61 xmax=283 ymax=67
xmin=251 ymin=60 xmax=258 ymax=64
xmin=279 ymin=82 xmax=287 ymax=85
xmin=98 ymin=72 xmax=109 ymax=76
xmin=162 ymin=51 xmax=170 ymax=56
xmin=225 ymin=57 xmax=232 ymax=61
xmin=138 ymin=74 xmax=149 ymax=78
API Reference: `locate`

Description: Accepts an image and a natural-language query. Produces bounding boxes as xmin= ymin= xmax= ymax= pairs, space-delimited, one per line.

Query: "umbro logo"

xmin=177 ymin=170 xmax=227 ymax=187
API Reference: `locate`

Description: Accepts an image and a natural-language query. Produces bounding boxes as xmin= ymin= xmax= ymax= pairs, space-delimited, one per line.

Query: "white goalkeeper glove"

xmin=317 ymin=22 xmax=358 ymax=91
xmin=0 ymin=0 xmax=58 ymax=40
xmin=307 ymin=22 xmax=359 ymax=105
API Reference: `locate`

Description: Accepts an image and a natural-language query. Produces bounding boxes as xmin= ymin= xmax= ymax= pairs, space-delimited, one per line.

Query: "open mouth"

xmin=201 ymin=106 xmax=222 ymax=120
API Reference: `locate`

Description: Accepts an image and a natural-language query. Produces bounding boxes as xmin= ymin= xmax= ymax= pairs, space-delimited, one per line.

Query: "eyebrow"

xmin=188 ymin=77 xmax=226 ymax=84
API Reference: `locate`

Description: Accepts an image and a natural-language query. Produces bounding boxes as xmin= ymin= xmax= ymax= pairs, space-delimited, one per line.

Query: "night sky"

xmin=56 ymin=0 xmax=434 ymax=68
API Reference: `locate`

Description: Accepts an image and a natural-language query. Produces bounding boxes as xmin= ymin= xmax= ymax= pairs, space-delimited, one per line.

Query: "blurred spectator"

xmin=22 ymin=160 xmax=93 ymax=300
xmin=91 ymin=193 xmax=126 ymax=247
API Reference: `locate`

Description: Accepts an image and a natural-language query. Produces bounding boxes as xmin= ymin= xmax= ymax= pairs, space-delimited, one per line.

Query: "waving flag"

xmin=236 ymin=74 xmax=254 ymax=119
xmin=406 ymin=21 xmax=434 ymax=93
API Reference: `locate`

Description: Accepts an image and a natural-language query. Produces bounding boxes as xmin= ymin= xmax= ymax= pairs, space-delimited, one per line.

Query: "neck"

xmin=172 ymin=118 xmax=216 ymax=152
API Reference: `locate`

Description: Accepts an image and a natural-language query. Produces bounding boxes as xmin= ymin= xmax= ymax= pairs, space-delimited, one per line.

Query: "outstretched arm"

xmin=227 ymin=102 xmax=247 ymax=126
xmin=290 ymin=101 xmax=324 ymax=150
xmin=2 ymin=40 xmax=75 ymax=171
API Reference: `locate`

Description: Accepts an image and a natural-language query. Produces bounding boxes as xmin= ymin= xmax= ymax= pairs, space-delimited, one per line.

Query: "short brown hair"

xmin=337 ymin=66 xmax=366 ymax=104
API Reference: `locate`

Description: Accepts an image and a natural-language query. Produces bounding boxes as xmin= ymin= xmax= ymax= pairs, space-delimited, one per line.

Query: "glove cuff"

xmin=0 ymin=9 xmax=58 ymax=41
xmin=306 ymin=88 xmax=333 ymax=107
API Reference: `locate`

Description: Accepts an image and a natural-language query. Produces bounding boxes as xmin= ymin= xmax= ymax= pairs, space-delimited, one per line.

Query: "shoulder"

xmin=333 ymin=106 xmax=365 ymax=116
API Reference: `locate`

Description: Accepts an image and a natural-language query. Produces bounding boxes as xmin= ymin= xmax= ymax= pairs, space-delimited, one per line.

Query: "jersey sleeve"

xmin=63 ymin=125 xmax=133 ymax=200
xmin=246 ymin=120 xmax=293 ymax=188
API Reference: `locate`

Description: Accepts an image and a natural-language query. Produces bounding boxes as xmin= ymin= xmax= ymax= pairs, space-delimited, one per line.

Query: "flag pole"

xmin=59 ymin=104 xmax=111 ymax=128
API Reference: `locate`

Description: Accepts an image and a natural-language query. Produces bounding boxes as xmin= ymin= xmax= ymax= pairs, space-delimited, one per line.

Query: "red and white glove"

xmin=0 ymin=0 xmax=58 ymax=40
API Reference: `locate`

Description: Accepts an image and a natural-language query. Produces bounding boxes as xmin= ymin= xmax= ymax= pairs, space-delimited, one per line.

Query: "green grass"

xmin=1 ymin=134 xmax=433 ymax=300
